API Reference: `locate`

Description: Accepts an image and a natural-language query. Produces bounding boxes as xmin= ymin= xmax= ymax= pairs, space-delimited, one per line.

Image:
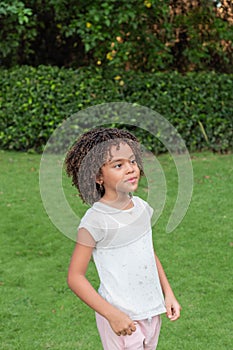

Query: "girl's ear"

xmin=96 ymin=179 xmax=103 ymax=185
xmin=96 ymin=170 xmax=103 ymax=185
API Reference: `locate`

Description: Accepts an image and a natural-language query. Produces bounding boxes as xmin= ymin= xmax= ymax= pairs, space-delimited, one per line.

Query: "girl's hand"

xmin=165 ymin=294 xmax=181 ymax=321
xmin=107 ymin=310 xmax=137 ymax=336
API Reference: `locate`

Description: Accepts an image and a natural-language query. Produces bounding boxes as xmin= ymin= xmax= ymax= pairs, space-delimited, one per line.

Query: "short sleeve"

xmin=76 ymin=227 xmax=96 ymax=247
xmin=146 ymin=202 xmax=154 ymax=219
xmin=78 ymin=208 xmax=105 ymax=246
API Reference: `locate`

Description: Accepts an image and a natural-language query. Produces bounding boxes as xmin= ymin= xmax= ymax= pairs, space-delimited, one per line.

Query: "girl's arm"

xmin=67 ymin=228 xmax=136 ymax=336
xmin=154 ymin=252 xmax=181 ymax=321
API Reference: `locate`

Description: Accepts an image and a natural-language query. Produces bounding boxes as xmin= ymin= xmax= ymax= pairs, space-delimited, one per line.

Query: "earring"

xmin=99 ymin=182 xmax=104 ymax=192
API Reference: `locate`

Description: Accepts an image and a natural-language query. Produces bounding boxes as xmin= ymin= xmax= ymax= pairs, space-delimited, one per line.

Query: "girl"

xmin=66 ymin=127 xmax=181 ymax=350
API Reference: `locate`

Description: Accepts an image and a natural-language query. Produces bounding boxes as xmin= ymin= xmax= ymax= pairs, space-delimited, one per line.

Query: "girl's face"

xmin=98 ymin=142 xmax=140 ymax=200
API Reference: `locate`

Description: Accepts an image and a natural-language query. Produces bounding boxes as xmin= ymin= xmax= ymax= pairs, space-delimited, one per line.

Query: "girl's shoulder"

xmin=132 ymin=196 xmax=154 ymax=217
xmin=132 ymin=195 xmax=148 ymax=207
xmin=81 ymin=205 xmax=103 ymax=222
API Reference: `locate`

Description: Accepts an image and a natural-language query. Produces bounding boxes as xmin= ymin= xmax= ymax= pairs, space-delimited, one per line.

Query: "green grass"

xmin=0 ymin=150 xmax=232 ymax=350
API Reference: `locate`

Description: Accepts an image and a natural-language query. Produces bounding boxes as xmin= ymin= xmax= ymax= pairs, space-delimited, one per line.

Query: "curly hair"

xmin=65 ymin=127 xmax=144 ymax=205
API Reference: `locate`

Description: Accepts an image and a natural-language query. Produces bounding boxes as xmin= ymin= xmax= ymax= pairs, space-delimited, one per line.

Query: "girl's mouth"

xmin=126 ymin=177 xmax=137 ymax=183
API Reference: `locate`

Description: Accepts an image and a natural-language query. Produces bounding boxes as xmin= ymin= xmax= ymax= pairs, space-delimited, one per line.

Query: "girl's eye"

xmin=114 ymin=163 xmax=122 ymax=168
xmin=131 ymin=159 xmax=137 ymax=164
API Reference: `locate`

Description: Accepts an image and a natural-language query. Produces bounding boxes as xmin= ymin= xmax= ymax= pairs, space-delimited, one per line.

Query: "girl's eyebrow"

xmin=108 ymin=154 xmax=135 ymax=164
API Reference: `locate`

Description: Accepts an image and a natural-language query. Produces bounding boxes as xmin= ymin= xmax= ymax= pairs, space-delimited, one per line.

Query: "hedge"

xmin=0 ymin=65 xmax=232 ymax=153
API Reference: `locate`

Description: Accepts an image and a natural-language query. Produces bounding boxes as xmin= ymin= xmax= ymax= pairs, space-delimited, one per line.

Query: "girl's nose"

xmin=126 ymin=162 xmax=134 ymax=173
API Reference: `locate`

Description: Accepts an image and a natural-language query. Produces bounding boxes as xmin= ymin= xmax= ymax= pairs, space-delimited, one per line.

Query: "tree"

xmin=0 ymin=0 xmax=232 ymax=72
xmin=0 ymin=1 xmax=36 ymax=66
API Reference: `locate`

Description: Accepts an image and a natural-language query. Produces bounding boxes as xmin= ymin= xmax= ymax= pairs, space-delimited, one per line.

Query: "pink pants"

xmin=95 ymin=312 xmax=161 ymax=350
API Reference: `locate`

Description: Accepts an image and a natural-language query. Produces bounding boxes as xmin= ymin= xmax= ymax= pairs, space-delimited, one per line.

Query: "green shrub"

xmin=0 ymin=65 xmax=232 ymax=153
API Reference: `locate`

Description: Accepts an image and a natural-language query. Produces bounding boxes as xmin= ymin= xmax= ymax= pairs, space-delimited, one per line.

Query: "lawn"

xmin=0 ymin=150 xmax=232 ymax=350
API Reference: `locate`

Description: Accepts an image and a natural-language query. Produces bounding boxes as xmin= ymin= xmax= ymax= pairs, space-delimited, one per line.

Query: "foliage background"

xmin=1 ymin=1 xmax=232 ymax=153
xmin=0 ymin=66 xmax=232 ymax=153
xmin=0 ymin=0 xmax=232 ymax=72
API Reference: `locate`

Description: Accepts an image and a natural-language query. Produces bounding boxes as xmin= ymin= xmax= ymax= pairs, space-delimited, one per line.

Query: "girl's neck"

xmin=100 ymin=193 xmax=133 ymax=210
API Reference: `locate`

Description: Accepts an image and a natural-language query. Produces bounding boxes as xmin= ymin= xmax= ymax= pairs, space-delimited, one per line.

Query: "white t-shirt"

xmin=78 ymin=196 xmax=166 ymax=320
